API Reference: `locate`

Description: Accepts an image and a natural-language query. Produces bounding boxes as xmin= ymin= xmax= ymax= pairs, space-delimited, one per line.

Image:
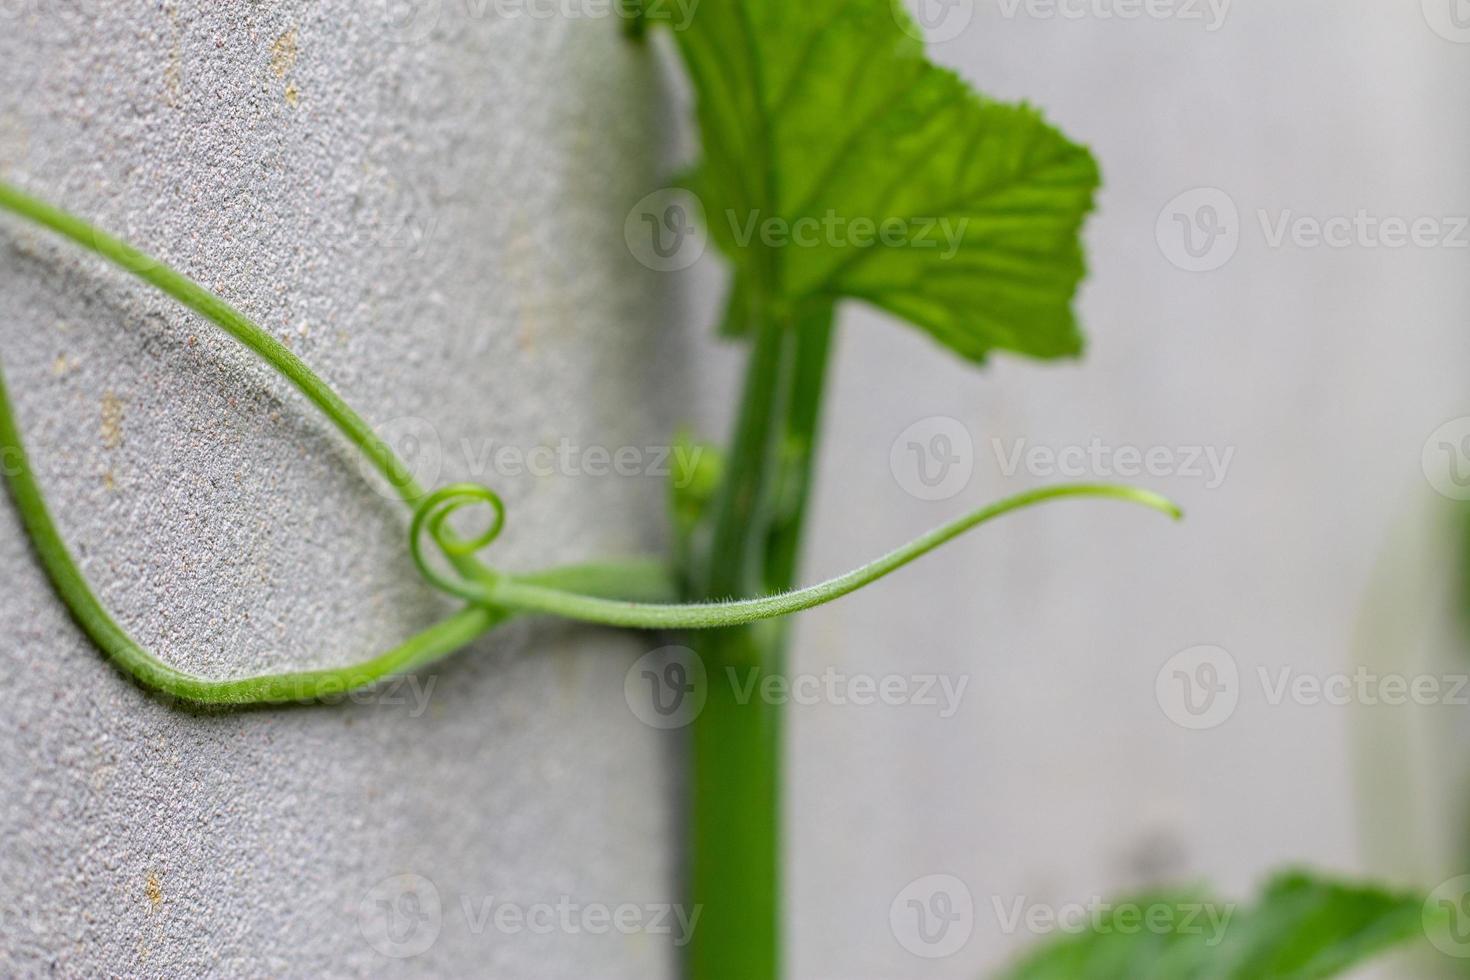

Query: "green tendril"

xmin=409 ymin=484 xmax=507 ymax=601
xmin=0 ymin=179 xmax=1182 ymax=705
xmin=0 ymin=359 xmax=510 ymax=704
xmin=481 ymin=484 xmax=1180 ymax=628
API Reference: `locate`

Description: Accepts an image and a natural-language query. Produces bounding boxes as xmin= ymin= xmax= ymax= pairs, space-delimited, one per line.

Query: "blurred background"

xmin=1 ymin=1 xmax=1468 ymax=977
xmin=702 ymin=2 xmax=1470 ymax=977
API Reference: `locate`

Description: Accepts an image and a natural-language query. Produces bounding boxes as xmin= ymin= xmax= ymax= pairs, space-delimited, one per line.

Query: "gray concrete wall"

xmin=0 ymin=3 xmax=691 ymax=977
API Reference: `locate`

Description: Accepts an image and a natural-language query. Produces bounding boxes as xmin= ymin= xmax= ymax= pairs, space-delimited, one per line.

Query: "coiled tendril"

xmin=0 ymin=178 xmax=1181 ymax=702
xmin=409 ymin=484 xmax=507 ymax=603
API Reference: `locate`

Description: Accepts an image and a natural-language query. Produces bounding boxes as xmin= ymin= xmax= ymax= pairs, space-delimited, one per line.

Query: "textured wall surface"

xmin=0 ymin=3 xmax=690 ymax=977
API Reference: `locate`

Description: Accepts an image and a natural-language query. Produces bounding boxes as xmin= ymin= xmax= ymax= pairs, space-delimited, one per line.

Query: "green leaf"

xmin=998 ymin=871 xmax=1430 ymax=980
xmin=670 ymin=0 xmax=1100 ymax=361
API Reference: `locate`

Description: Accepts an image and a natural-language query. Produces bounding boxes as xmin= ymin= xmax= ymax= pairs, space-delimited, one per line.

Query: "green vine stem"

xmin=420 ymin=484 xmax=1177 ymax=628
xmin=684 ymin=301 xmax=833 ymax=978
xmin=0 ymin=177 xmax=1179 ymax=720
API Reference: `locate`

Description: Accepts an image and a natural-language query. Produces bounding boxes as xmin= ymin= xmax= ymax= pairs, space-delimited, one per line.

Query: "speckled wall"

xmin=0 ymin=3 xmax=693 ymax=976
